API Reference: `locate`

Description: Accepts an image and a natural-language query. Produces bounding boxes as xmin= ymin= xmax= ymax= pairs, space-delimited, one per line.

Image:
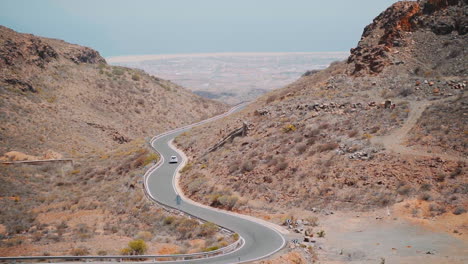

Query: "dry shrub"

xmin=132 ymin=74 xmax=141 ymax=81
xmin=419 ymin=193 xmax=432 ymax=201
xmin=317 ymin=143 xmax=339 ymax=152
xmin=375 ymin=192 xmax=393 ymax=206
xmin=121 ymin=239 xmax=148 ymax=255
xmin=283 ymin=124 xmax=297 ymax=133
xmin=187 ymin=177 xmax=206 ymax=194
xmin=305 ymin=128 xmax=320 ymax=138
xmin=369 ymin=126 xmax=380 ymax=134
xmin=228 ymin=160 xmax=241 ymax=174
xmin=294 ymin=135 xmax=303 ymax=143
xmin=348 ymin=130 xmax=358 ymax=138
xmin=241 ymin=161 xmax=255 ymax=172
xmin=419 ymin=183 xmax=432 ymax=191
xmin=453 ymin=207 xmax=466 ymax=215
xmin=217 ymin=195 xmax=239 ymax=210
xmin=429 ymin=203 xmax=446 ymax=215
xmin=318 ymin=123 xmax=330 ymax=130
xmin=275 ymin=161 xmax=288 ymax=171
xmin=175 ymin=218 xmax=199 ymax=239
xmin=266 ymin=95 xmax=277 ymax=104
xmin=296 ymin=144 xmax=308 ymax=154
xmin=306 ymin=137 xmax=316 ymax=145
xmin=163 ymin=216 xmax=176 ymax=225
xmin=435 ymin=173 xmax=445 ymax=182
xmin=198 ymin=222 xmax=218 ymax=237
xmin=397 ymin=185 xmax=412 ymax=196
xmin=450 ymin=167 xmax=463 ymax=178
xmin=70 ymin=247 xmax=90 ymax=256
xmin=399 ymin=88 xmax=413 ymax=97
xmin=268 ymin=158 xmax=278 ymax=167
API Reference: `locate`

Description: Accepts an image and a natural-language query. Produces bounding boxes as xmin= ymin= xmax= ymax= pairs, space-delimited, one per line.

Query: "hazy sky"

xmin=0 ymin=0 xmax=398 ymax=57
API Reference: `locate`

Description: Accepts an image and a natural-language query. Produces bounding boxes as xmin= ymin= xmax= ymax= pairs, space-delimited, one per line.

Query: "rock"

xmin=263 ymin=176 xmax=273 ymax=183
xmin=349 ymin=151 xmax=372 ymax=160
xmin=431 ymin=17 xmax=455 ymax=35
xmin=112 ymin=132 xmax=130 ymax=144
xmin=294 ymin=228 xmax=304 ymax=234
xmin=299 ymin=242 xmax=309 ymax=248
xmin=457 ymin=18 xmax=468 ymax=35
xmin=384 ymin=100 xmax=392 ymax=109
xmin=4 ymin=79 xmax=37 ymax=93
xmin=305 ymin=228 xmax=314 ymax=237
xmin=255 ymin=109 xmax=270 ymax=116
xmin=302 ymin=70 xmax=320 ymax=77
xmin=66 ymin=47 xmax=106 ymax=64
xmin=310 ymin=112 xmax=319 ymax=118
xmin=433 ymin=88 xmax=440 ymax=94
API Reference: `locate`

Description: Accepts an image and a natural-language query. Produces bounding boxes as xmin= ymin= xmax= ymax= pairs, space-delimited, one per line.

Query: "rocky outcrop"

xmin=65 ymin=47 xmax=106 ymax=64
xmin=0 ymin=25 xmax=106 ymax=70
xmin=347 ymin=2 xmax=421 ymax=76
xmin=347 ymin=0 xmax=466 ymax=76
xmin=0 ymin=33 xmax=58 ymax=68
xmin=4 ymin=79 xmax=36 ymax=93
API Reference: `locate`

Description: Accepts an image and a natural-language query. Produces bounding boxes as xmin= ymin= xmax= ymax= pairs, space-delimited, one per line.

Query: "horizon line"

xmin=106 ymin=51 xmax=349 ymax=63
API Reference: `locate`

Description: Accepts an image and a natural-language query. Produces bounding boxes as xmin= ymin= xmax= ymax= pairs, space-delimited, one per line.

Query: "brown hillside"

xmin=0 ymin=26 xmax=231 ymax=256
xmin=175 ymin=2 xmax=467 ymax=260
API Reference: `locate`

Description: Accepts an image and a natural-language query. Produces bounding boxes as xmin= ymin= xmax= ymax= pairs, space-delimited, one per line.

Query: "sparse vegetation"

xmin=241 ymin=161 xmax=255 ymax=172
xmin=283 ymin=124 xmax=297 ymax=133
xmin=112 ymin=67 xmax=125 ymax=76
xmin=131 ymin=73 xmax=141 ymax=81
xmin=453 ymin=207 xmax=466 ymax=215
xmin=317 ymin=230 xmax=325 ymax=238
xmin=70 ymin=247 xmax=90 ymax=256
xmin=120 ymin=239 xmax=150 ymax=255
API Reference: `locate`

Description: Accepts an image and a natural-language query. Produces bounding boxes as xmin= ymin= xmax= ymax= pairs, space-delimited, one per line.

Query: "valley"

xmin=108 ymin=52 xmax=348 ymax=104
xmin=0 ymin=0 xmax=467 ymax=263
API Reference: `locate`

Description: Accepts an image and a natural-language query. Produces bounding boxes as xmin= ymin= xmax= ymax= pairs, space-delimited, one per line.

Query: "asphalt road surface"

xmin=146 ymin=107 xmax=285 ymax=263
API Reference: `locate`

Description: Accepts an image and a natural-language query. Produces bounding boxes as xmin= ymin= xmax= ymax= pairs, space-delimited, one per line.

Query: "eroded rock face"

xmin=0 ymin=35 xmax=58 ymax=68
xmin=347 ymin=2 xmax=421 ymax=76
xmin=347 ymin=0 xmax=466 ymax=76
xmin=4 ymin=79 xmax=36 ymax=93
xmin=65 ymin=47 xmax=106 ymax=64
xmin=0 ymin=25 xmax=106 ymax=70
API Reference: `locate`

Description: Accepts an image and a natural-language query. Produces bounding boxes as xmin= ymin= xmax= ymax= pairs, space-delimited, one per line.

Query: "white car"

xmin=169 ymin=156 xmax=178 ymax=163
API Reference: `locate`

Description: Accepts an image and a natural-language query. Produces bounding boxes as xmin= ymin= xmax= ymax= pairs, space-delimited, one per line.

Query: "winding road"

xmin=145 ymin=104 xmax=286 ymax=263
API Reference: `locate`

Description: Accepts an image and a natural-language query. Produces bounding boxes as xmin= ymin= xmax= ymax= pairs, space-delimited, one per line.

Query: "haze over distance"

xmin=0 ymin=0 xmax=398 ymax=57
xmin=0 ymin=0 xmax=397 ymax=103
xmin=109 ymin=52 xmax=349 ymax=104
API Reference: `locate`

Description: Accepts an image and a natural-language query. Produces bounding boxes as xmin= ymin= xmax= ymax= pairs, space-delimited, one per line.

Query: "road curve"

xmin=145 ymin=104 xmax=286 ymax=263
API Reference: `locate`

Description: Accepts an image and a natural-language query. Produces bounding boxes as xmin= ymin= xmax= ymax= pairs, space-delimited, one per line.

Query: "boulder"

xmin=431 ymin=17 xmax=455 ymax=35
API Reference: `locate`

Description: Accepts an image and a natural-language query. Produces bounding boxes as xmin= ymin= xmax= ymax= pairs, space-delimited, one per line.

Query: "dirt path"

xmin=317 ymin=210 xmax=468 ymax=264
xmin=371 ymin=99 xmax=466 ymax=162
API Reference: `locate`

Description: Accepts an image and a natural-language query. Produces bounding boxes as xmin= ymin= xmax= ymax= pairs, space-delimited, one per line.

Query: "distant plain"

xmin=108 ymin=52 xmax=349 ymax=104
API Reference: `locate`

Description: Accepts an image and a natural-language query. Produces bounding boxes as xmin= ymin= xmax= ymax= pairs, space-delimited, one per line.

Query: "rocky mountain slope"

xmin=0 ymin=26 xmax=230 ymax=256
xmin=0 ymin=25 xmax=227 ymax=157
xmin=176 ymin=1 xmax=466 ymax=262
